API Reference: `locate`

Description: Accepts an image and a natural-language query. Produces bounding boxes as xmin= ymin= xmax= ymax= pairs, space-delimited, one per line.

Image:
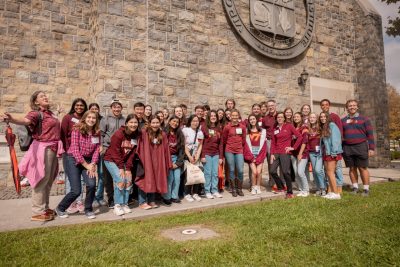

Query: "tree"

xmin=381 ymin=0 xmax=400 ymax=37
xmin=387 ymin=84 xmax=400 ymax=140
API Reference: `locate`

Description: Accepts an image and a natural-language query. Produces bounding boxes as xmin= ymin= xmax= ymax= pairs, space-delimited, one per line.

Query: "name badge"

xmin=315 ymin=146 xmax=320 ymax=152
xmin=91 ymin=137 xmax=99 ymax=144
xmin=274 ymin=129 xmax=280 ymax=135
xmin=209 ymin=129 xmax=215 ymax=135
xmin=71 ymin=117 xmax=79 ymax=124
xmin=258 ymin=121 xmax=262 ymax=127
xmin=235 ymin=128 xmax=242 ymax=135
xmin=153 ymin=138 xmax=158 ymax=144
xmin=131 ymin=139 xmax=137 ymax=146
xmin=292 ymin=135 xmax=297 ymax=140
xmin=346 ymin=119 xmax=351 ymax=124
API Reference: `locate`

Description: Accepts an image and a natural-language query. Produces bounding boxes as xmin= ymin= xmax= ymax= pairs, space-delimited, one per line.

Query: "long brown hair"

xmin=75 ymin=111 xmax=100 ymax=136
xmin=30 ymin=90 xmax=45 ymax=111
xmin=319 ymin=112 xmax=331 ymax=137
xmin=146 ymin=115 xmax=163 ymax=144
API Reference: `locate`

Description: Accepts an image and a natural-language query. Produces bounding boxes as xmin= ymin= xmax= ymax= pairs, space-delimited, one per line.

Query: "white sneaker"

xmin=184 ymin=195 xmax=194 ymax=202
xmin=205 ymin=193 xmax=214 ymax=199
xmin=213 ymin=192 xmax=223 ymax=198
xmin=322 ymin=192 xmax=333 ymax=198
xmin=297 ymin=191 xmax=305 ymax=197
xmin=193 ymin=194 xmax=202 ymax=201
xmin=256 ymin=186 xmax=262 ymax=194
xmin=251 ymin=186 xmax=257 ymax=195
xmin=325 ymin=193 xmax=341 ymax=200
xmin=314 ymin=190 xmax=321 ymax=196
xmin=122 ymin=205 xmax=132 ymax=214
xmin=113 ymin=204 xmax=124 ymax=216
xmin=321 ymin=190 xmax=327 ymax=197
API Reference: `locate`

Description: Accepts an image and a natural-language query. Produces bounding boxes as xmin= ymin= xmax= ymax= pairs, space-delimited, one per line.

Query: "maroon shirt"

xmin=329 ymin=112 xmax=343 ymax=138
xmin=25 ymin=109 xmax=61 ymax=142
xmin=271 ymin=123 xmax=302 ymax=155
xmin=292 ymin=126 xmax=309 ymax=159
xmin=167 ymin=133 xmax=178 ymax=155
xmin=201 ymin=125 xmax=223 ymax=158
xmin=61 ymin=113 xmax=82 ymax=151
xmin=308 ymin=130 xmax=321 ymax=153
xmin=103 ymin=127 xmax=138 ymax=169
xmin=222 ymin=123 xmax=246 ymax=154
xmin=262 ymin=113 xmax=277 ymax=139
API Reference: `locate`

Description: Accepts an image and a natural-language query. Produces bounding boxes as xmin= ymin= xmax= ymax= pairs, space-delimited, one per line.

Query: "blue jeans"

xmin=203 ymin=155 xmax=219 ymax=194
xmin=335 ymin=160 xmax=344 ymax=187
xmin=95 ymin=156 xmax=105 ymax=201
xmin=309 ymin=152 xmax=326 ymax=190
xmin=291 ymin=156 xmax=309 ymax=192
xmin=163 ymin=155 xmax=181 ymax=200
xmin=104 ymin=161 xmax=132 ymax=205
xmin=224 ymin=152 xmax=244 ymax=181
xmin=138 ymin=189 xmax=155 ymax=205
xmin=58 ymin=154 xmax=96 ymax=212
xmin=63 ymin=153 xmax=83 ymax=202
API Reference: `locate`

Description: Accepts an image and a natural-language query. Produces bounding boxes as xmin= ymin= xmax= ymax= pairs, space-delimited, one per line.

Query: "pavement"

xmin=0 ymin=167 xmax=399 ymax=233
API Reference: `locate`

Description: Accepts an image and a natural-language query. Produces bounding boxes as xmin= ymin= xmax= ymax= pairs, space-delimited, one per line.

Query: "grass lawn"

xmin=1 ymin=182 xmax=399 ymax=267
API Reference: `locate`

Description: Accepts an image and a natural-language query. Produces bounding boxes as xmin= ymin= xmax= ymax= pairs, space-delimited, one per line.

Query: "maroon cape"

xmin=135 ymin=130 xmax=172 ymax=194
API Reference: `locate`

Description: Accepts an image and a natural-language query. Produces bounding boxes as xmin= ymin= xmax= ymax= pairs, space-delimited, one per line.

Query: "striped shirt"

xmin=341 ymin=113 xmax=375 ymax=150
xmin=67 ymin=129 xmax=100 ymax=165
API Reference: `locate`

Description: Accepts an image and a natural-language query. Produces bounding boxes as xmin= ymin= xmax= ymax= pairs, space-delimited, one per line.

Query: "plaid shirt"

xmin=67 ymin=129 xmax=100 ymax=165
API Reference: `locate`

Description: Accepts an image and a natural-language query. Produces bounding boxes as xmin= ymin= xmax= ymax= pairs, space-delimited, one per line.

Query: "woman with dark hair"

xmin=201 ymin=110 xmax=223 ymax=199
xmin=319 ymin=112 xmax=343 ymax=200
xmin=224 ymin=109 xmax=232 ymax=123
xmin=61 ymin=98 xmax=88 ymax=213
xmin=182 ymin=115 xmax=204 ymax=202
xmin=155 ymin=110 xmax=165 ymax=129
xmin=135 ymin=115 xmax=172 ymax=209
xmin=144 ymin=104 xmax=152 ymax=122
xmin=1 ymin=91 xmax=64 ymax=222
xmin=104 ymin=114 xmax=140 ymax=216
xmin=89 ymin=103 xmax=103 ymax=120
xmin=291 ymin=112 xmax=310 ymax=197
xmin=244 ymin=114 xmax=267 ymax=195
xmin=301 ymin=104 xmax=312 ymax=126
xmin=283 ymin=107 xmax=293 ymax=123
xmin=223 ymin=109 xmax=246 ymax=197
xmin=270 ymin=112 xmax=302 ymax=199
xmin=162 ymin=115 xmax=185 ymax=205
xmin=55 ymin=110 xmax=100 ymax=219
xmin=162 ymin=108 xmax=170 ymax=124
xmin=216 ymin=108 xmax=226 ymax=128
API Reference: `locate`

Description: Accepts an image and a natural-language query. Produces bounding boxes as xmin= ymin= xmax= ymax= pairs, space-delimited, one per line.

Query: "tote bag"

xmin=185 ymin=161 xmax=205 ymax=185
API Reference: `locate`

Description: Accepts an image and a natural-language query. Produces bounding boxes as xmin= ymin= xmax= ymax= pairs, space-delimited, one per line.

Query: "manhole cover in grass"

xmin=161 ymin=225 xmax=219 ymax=241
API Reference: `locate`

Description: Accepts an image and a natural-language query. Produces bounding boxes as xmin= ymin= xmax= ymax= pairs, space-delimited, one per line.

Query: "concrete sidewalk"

xmin=0 ymin=167 xmax=399 ymax=233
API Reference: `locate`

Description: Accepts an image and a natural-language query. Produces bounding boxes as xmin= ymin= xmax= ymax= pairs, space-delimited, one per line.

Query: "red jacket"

xmin=262 ymin=113 xmax=277 ymax=139
xmin=222 ymin=122 xmax=246 ymax=154
xmin=271 ymin=123 xmax=302 ymax=154
xmin=103 ymin=126 xmax=138 ymax=170
xmin=244 ymin=129 xmax=267 ymax=165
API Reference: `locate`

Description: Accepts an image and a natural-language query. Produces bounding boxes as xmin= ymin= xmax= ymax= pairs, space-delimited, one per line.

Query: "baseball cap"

xmin=110 ymin=99 xmax=122 ymax=108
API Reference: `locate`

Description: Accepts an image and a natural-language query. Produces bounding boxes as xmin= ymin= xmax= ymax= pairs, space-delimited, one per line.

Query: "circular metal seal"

xmin=182 ymin=229 xmax=198 ymax=235
xmin=222 ymin=0 xmax=316 ymax=60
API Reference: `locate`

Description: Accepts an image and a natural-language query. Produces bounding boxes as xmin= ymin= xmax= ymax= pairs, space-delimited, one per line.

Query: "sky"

xmin=369 ymin=0 xmax=400 ymax=91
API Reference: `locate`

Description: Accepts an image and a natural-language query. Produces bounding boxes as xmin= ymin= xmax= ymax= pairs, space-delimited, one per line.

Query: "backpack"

xmin=18 ymin=112 xmax=43 ymax=151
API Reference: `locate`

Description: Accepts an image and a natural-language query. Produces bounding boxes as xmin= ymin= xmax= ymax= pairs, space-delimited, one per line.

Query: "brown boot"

xmin=236 ymin=179 xmax=244 ymax=196
xmin=230 ymin=179 xmax=237 ymax=197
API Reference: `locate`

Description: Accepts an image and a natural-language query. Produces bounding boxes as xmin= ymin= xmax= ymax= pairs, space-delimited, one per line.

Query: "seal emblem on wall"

xmin=222 ymin=0 xmax=315 ymax=60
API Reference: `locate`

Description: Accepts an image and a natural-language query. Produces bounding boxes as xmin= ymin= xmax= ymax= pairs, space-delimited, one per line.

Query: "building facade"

xmin=0 ymin=0 xmax=390 ymax=167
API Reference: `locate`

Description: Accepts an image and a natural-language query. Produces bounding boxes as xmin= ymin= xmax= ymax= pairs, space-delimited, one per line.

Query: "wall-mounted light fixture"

xmin=297 ymin=68 xmax=309 ymax=87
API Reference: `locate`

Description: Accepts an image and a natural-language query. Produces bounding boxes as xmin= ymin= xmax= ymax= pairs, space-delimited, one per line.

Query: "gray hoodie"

xmin=100 ymin=114 xmax=126 ymax=148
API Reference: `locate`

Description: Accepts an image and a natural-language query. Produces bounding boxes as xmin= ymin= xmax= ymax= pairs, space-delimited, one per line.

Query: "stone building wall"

xmin=0 ymin=0 xmax=390 ymax=167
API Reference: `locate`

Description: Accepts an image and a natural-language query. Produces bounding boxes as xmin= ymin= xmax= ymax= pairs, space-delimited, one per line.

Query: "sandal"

xmin=139 ymin=203 xmax=152 ymax=210
xmin=149 ymin=202 xmax=159 ymax=209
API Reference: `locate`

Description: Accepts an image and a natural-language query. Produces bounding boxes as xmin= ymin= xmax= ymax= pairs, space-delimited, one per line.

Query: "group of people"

xmin=1 ymin=91 xmax=375 ymax=222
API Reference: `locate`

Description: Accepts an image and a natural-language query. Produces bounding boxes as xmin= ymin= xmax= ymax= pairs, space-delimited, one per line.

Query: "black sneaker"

xmin=171 ymin=198 xmax=181 ymax=204
xmin=108 ymin=200 xmax=115 ymax=209
xmin=350 ymin=188 xmax=359 ymax=195
xmin=162 ymin=198 xmax=172 ymax=206
xmin=361 ymin=189 xmax=369 ymax=197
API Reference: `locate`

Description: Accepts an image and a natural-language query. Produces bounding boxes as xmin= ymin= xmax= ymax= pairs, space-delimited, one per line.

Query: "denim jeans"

xmin=58 ymin=154 xmax=96 ymax=212
xmin=309 ymin=152 xmax=326 ymax=190
xmin=335 ymin=160 xmax=344 ymax=187
xmin=291 ymin=156 xmax=309 ymax=193
xmin=95 ymin=156 xmax=105 ymax=201
xmin=203 ymin=155 xmax=219 ymax=194
xmin=163 ymin=155 xmax=181 ymax=200
xmin=63 ymin=153 xmax=83 ymax=202
xmin=104 ymin=161 xmax=132 ymax=205
xmin=138 ymin=189 xmax=155 ymax=205
xmin=224 ymin=152 xmax=244 ymax=181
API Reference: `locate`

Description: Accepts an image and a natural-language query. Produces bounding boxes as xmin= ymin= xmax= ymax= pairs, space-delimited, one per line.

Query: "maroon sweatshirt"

xmin=61 ymin=113 xmax=82 ymax=151
xmin=200 ymin=124 xmax=224 ymax=158
xmin=222 ymin=122 xmax=246 ymax=154
xmin=271 ymin=123 xmax=302 ymax=155
xmin=292 ymin=126 xmax=309 ymax=159
xmin=103 ymin=126 xmax=138 ymax=170
xmin=308 ymin=129 xmax=321 ymax=153
xmin=329 ymin=112 xmax=343 ymax=138
xmin=262 ymin=113 xmax=277 ymax=139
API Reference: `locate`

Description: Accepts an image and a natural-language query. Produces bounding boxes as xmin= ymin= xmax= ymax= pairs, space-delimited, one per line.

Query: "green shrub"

xmin=391 ymin=151 xmax=400 ymax=160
